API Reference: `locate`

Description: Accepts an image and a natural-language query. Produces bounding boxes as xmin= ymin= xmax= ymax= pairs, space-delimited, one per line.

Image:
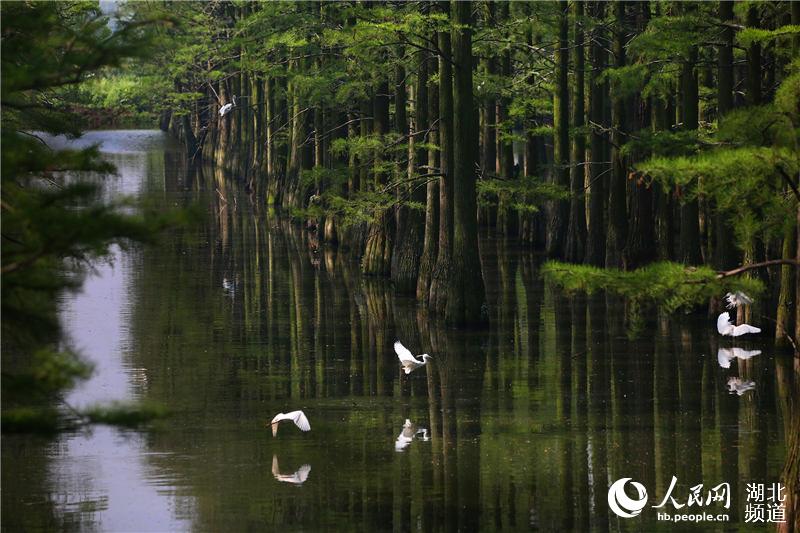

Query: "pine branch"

xmin=716 ymin=259 xmax=800 ymax=279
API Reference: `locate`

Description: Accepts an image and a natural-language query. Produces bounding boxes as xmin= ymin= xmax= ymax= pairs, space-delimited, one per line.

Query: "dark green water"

xmin=2 ymin=131 xmax=794 ymax=532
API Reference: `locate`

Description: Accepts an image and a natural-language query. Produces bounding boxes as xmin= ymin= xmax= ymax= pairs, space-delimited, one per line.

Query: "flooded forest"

xmin=2 ymin=1 xmax=799 ymax=531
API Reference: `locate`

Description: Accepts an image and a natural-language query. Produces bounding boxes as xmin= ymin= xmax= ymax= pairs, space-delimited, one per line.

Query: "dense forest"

xmin=2 ymin=1 xmax=800 ymax=529
xmin=131 ymin=0 xmax=800 ymax=330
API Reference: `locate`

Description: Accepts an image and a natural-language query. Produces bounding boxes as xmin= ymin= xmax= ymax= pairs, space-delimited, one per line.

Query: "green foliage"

xmin=737 ymin=25 xmax=800 ymax=48
xmin=477 ymin=177 xmax=568 ymax=214
xmin=542 ymin=261 xmax=764 ymax=313
xmin=1 ymin=1 xmax=174 ymax=432
xmin=83 ymin=401 xmax=168 ymax=427
xmin=621 ymin=129 xmax=703 ymax=159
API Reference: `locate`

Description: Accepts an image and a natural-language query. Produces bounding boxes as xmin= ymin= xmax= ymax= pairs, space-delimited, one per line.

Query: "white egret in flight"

xmin=271 ymin=455 xmax=311 ymax=485
xmin=725 ymin=291 xmax=754 ymax=309
xmin=269 ymin=410 xmax=311 ymax=436
xmin=394 ymin=341 xmax=432 ymax=375
xmin=717 ymin=347 xmax=761 ymax=369
xmin=717 ymin=312 xmax=761 ymax=337
xmin=219 ymin=95 xmax=237 ymax=117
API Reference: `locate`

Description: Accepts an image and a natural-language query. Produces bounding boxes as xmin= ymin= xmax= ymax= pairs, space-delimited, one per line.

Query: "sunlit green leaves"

xmin=542 ymin=261 xmax=764 ymax=313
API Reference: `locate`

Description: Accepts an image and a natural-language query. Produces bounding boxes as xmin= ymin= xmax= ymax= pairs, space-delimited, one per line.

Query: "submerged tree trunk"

xmin=429 ymin=19 xmax=454 ymax=315
xmin=585 ymin=0 xmax=606 ymax=266
xmin=679 ymin=42 xmax=702 ymax=265
xmin=776 ymin=223 xmax=797 ymax=346
xmin=547 ymin=0 xmax=570 ymax=259
xmin=417 ymin=45 xmax=439 ymax=305
xmin=446 ymin=0 xmax=485 ymax=326
xmin=392 ymin=47 xmax=426 ymax=293
xmin=565 ymin=0 xmax=586 ymax=263
xmin=495 ymin=1 xmax=516 ymax=237
xmin=605 ymin=1 xmax=628 ymax=268
xmin=746 ymin=5 xmax=762 ymax=107
xmin=362 ymin=70 xmax=393 ymax=275
xmin=480 ymin=1 xmax=497 ymax=229
xmin=713 ymin=0 xmax=736 ymax=269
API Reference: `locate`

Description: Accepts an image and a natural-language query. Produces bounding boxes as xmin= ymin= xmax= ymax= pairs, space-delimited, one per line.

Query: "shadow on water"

xmin=2 ymin=132 xmax=798 ymax=532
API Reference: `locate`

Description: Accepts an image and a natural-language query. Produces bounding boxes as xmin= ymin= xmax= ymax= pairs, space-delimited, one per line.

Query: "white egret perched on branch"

xmin=271 ymin=455 xmax=311 ymax=485
xmin=394 ymin=341 xmax=432 ymax=375
xmin=269 ymin=410 xmax=311 ymax=436
xmin=717 ymin=312 xmax=761 ymax=337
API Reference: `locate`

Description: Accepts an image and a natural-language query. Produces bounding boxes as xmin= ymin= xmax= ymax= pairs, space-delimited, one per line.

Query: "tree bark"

xmin=585 ymin=0 xmax=606 ymax=266
xmin=362 ymin=65 xmax=393 ymax=275
xmin=392 ymin=46 xmax=426 ymax=293
xmin=605 ymin=1 xmax=628 ymax=268
xmin=713 ymin=0 xmax=737 ymax=269
xmin=679 ymin=40 xmax=702 ymax=265
xmin=446 ymin=0 xmax=485 ymax=326
xmin=746 ymin=5 xmax=762 ymax=107
xmin=495 ymin=1 xmax=516 ymax=236
xmin=417 ymin=47 xmax=439 ymax=304
xmin=547 ymin=0 xmax=570 ymax=259
xmin=429 ymin=15 xmax=454 ymax=315
xmin=565 ymin=0 xmax=587 ymax=263
xmin=776 ymin=223 xmax=797 ymax=346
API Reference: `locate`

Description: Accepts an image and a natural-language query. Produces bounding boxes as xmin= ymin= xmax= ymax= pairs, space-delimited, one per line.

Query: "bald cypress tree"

xmin=547 ymin=0 xmax=570 ymax=259
xmin=447 ymin=0 xmax=485 ymax=325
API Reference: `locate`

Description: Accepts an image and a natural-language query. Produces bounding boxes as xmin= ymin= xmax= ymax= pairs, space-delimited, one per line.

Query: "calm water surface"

xmin=2 ymin=131 xmax=794 ymax=532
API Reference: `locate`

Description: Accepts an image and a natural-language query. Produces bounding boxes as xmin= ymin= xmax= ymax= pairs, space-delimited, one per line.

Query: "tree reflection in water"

xmin=3 ymin=159 xmax=797 ymax=532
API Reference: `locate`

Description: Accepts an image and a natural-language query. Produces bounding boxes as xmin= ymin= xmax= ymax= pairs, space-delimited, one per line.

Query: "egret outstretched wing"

xmin=717 ymin=347 xmax=761 ymax=368
xmin=270 ymin=410 xmax=311 ymax=436
xmin=725 ymin=291 xmax=754 ymax=309
xmin=394 ymin=341 xmax=418 ymax=363
xmin=717 ymin=312 xmax=760 ymax=337
xmin=731 ymin=323 xmax=761 ymax=336
xmin=272 ymin=455 xmax=311 ymax=484
xmin=219 ymin=103 xmax=233 ymax=117
xmin=717 ymin=312 xmax=733 ymax=335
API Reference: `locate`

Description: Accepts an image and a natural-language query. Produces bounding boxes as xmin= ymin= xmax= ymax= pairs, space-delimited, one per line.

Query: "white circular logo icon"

xmin=608 ymin=478 xmax=648 ymax=518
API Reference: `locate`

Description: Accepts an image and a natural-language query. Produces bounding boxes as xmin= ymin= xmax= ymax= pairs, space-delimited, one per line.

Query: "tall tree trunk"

xmin=679 ymin=41 xmax=702 ymax=265
xmin=429 ymin=17 xmax=454 ymax=315
xmin=547 ymin=0 xmax=570 ymax=259
xmin=565 ymin=0 xmax=587 ymax=263
xmin=418 ymin=47 xmax=439 ymax=304
xmin=796 ymin=206 xmax=800 ymax=347
xmin=362 ymin=65 xmax=393 ymax=275
xmin=605 ymin=1 xmax=628 ymax=268
xmin=284 ymin=60 xmax=306 ymax=209
xmin=746 ymin=5 xmax=762 ymax=106
xmin=480 ymin=1 xmax=497 ymax=230
xmin=713 ymin=0 xmax=737 ymax=269
xmin=776 ymin=223 xmax=797 ymax=346
xmin=446 ymin=0 xmax=485 ymax=326
xmin=585 ymin=0 xmax=606 ymax=265
xmin=495 ymin=1 xmax=516 ymax=237
xmin=653 ymin=93 xmax=674 ymax=261
xmin=392 ymin=46 xmax=426 ymax=293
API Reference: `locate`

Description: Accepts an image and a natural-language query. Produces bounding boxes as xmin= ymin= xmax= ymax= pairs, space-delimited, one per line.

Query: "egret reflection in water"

xmin=395 ymin=419 xmax=429 ymax=452
xmin=271 ymin=455 xmax=311 ymax=485
xmin=716 ymin=347 xmax=762 ymax=369
xmin=727 ymin=377 xmax=757 ymax=396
